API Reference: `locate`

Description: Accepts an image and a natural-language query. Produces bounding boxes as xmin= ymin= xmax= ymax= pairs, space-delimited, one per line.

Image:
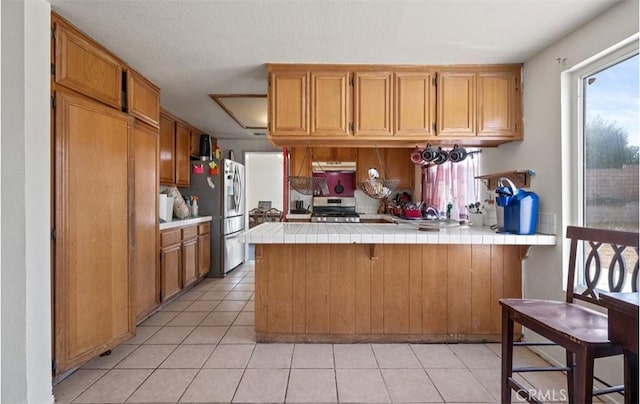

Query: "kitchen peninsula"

xmin=240 ymin=222 xmax=556 ymax=343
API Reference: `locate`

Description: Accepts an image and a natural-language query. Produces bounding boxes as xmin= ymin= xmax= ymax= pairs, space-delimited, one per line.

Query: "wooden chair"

xmin=500 ymin=226 xmax=639 ymax=403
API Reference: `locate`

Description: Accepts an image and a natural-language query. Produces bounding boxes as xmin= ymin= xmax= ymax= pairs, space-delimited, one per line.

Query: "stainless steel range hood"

xmin=312 ymin=161 xmax=356 ymax=172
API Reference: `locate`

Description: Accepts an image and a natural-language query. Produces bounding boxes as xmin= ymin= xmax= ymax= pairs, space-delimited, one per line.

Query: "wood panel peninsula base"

xmin=244 ymin=222 xmax=556 ymax=343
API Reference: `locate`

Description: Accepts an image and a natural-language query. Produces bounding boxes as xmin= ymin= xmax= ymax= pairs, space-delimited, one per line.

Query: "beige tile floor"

xmin=54 ymin=261 xmax=575 ymax=403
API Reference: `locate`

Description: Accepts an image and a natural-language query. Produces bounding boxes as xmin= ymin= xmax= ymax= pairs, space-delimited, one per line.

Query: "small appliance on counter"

xmin=291 ymin=200 xmax=308 ymax=214
xmin=311 ymin=197 xmax=360 ymax=223
xmin=198 ymin=134 xmax=212 ymax=161
xmin=496 ymin=178 xmax=539 ymax=235
xmin=159 ymin=194 xmax=174 ymax=222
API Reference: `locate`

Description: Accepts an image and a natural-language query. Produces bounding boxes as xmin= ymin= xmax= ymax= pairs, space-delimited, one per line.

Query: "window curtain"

xmin=422 ymin=152 xmax=480 ymax=218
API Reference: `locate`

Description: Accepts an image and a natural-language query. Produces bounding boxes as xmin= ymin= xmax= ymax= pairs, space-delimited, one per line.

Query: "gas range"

xmin=311 ymin=197 xmax=360 ymax=223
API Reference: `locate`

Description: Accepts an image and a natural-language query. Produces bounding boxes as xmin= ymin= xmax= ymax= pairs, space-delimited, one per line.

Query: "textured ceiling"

xmin=51 ymin=0 xmax=620 ymax=140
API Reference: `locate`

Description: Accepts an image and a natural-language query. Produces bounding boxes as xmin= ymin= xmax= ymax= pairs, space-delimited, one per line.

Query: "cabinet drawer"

xmin=182 ymin=226 xmax=198 ymax=240
xmin=198 ymin=222 xmax=210 ymax=235
xmin=161 ymin=228 xmax=181 ymax=247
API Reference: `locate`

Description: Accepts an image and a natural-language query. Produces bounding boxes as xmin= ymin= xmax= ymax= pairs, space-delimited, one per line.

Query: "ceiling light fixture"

xmin=209 ymin=94 xmax=267 ymax=130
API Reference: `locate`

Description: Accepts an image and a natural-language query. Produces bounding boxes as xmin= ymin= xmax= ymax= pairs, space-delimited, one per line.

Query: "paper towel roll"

xmin=159 ymin=194 xmax=174 ymax=222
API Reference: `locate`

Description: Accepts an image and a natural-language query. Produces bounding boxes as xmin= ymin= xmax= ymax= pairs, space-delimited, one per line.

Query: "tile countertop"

xmin=284 ymin=214 xmax=393 ymax=221
xmin=239 ymin=222 xmax=557 ymax=245
xmin=159 ymin=216 xmax=213 ymax=230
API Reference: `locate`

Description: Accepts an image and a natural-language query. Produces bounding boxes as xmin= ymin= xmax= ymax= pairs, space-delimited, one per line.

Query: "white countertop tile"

xmin=159 ymin=216 xmax=213 ymax=230
xmin=238 ymin=223 xmax=557 ymax=246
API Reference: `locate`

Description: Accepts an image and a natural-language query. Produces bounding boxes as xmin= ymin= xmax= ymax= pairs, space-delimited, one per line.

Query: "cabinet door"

xmin=189 ymin=126 xmax=204 ymax=158
xmin=269 ymin=72 xmax=309 ymax=136
xmin=182 ymin=238 xmax=198 ymax=288
xmin=159 ymin=113 xmax=175 ymax=185
xmin=128 ymin=69 xmax=160 ymax=128
xmin=54 ymin=90 xmax=133 ymax=374
xmin=334 ymin=147 xmax=356 ymax=161
xmin=175 ymin=121 xmax=191 ymax=187
xmin=477 ymin=71 xmax=519 ymax=138
xmin=395 ymin=72 xmax=436 ymax=136
xmin=197 ymin=233 xmax=211 ymax=278
xmin=437 ymin=72 xmax=476 ymax=136
xmin=161 ymin=244 xmax=182 ymax=301
xmin=54 ymin=20 xmax=123 ymax=109
xmin=133 ymin=122 xmax=160 ymax=321
xmin=310 ymin=71 xmax=351 ymax=136
xmin=312 ymin=147 xmax=333 ymax=161
xmin=290 ymin=147 xmax=312 ymax=178
xmin=353 ymin=72 xmax=393 ymax=136
xmin=385 ymin=148 xmax=414 ymax=189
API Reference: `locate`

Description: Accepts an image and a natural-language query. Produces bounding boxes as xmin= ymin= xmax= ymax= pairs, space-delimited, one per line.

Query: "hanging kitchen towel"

xmin=166 ymin=186 xmax=190 ymax=219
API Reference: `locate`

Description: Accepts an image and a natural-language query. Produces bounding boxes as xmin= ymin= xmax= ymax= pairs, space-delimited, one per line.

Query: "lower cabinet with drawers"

xmin=160 ymin=220 xmax=212 ymax=303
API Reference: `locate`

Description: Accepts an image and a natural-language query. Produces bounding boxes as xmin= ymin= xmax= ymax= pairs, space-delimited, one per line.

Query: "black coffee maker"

xmin=199 ymin=134 xmax=212 ymax=160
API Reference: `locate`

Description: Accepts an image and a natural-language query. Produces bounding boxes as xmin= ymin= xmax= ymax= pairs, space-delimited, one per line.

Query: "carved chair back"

xmin=566 ymin=225 xmax=639 ymax=305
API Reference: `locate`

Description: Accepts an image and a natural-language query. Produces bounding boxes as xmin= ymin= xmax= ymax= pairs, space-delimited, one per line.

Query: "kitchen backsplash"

xmin=287 ymin=188 xmax=557 ymax=235
xmin=536 ymin=212 xmax=557 ymax=235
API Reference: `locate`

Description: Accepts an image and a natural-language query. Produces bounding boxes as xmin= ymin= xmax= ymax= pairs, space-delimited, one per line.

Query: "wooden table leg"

xmin=501 ymin=309 xmax=514 ymax=403
xmin=624 ymin=350 xmax=639 ymax=404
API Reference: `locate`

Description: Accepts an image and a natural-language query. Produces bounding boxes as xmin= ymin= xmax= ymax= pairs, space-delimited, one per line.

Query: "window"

xmin=422 ymin=149 xmax=481 ymax=219
xmin=582 ymin=54 xmax=639 ymax=233
xmin=568 ymin=36 xmax=639 ymax=291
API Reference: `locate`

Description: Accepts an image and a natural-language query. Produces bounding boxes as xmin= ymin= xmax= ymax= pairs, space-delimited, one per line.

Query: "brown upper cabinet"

xmin=267 ymin=64 xmax=522 ymax=147
xmin=437 ymin=69 xmax=521 ymax=139
xmin=437 ymin=72 xmax=476 ymax=137
xmin=477 ymin=71 xmax=520 ymax=137
xmin=127 ymin=69 xmax=160 ymax=128
xmin=159 ymin=110 xmax=203 ymax=187
xmin=310 ymin=71 xmax=351 ymax=136
xmin=395 ymin=72 xmax=437 ymax=137
xmin=175 ymin=121 xmax=191 ymax=187
xmin=53 ymin=17 xmax=124 ymax=109
xmin=269 ymin=71 xmax=309 ymax=136
xmin=159 ymin=112 xmax=176 ymax=184
xmin=353 ymin=72 xmax=394 ymax=137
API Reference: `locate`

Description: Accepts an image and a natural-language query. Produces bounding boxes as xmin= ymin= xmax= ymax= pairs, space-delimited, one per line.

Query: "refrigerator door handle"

xmin=233 ymin=165 xmax=242 ymax=215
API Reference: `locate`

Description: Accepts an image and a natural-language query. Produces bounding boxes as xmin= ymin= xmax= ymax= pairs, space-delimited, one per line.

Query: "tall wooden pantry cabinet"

xmin=51 ymin=13 xmax=160 ymax=374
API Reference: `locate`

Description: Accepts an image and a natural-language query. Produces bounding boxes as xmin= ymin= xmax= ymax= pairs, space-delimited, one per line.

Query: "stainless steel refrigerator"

xmin=188 ymin=159 xmax=245 ymax=276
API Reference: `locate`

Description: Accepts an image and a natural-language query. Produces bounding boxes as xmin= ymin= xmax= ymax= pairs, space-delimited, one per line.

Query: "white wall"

xmin=482 ymin=0 xmax=639 ymax=388
xmin=216 ymin=137 xmax=280 ymax=166
xmin=1 ymin=0 xmax=53 ymax=402
xmin=245 ymin=152 xmax=284 ymax=212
